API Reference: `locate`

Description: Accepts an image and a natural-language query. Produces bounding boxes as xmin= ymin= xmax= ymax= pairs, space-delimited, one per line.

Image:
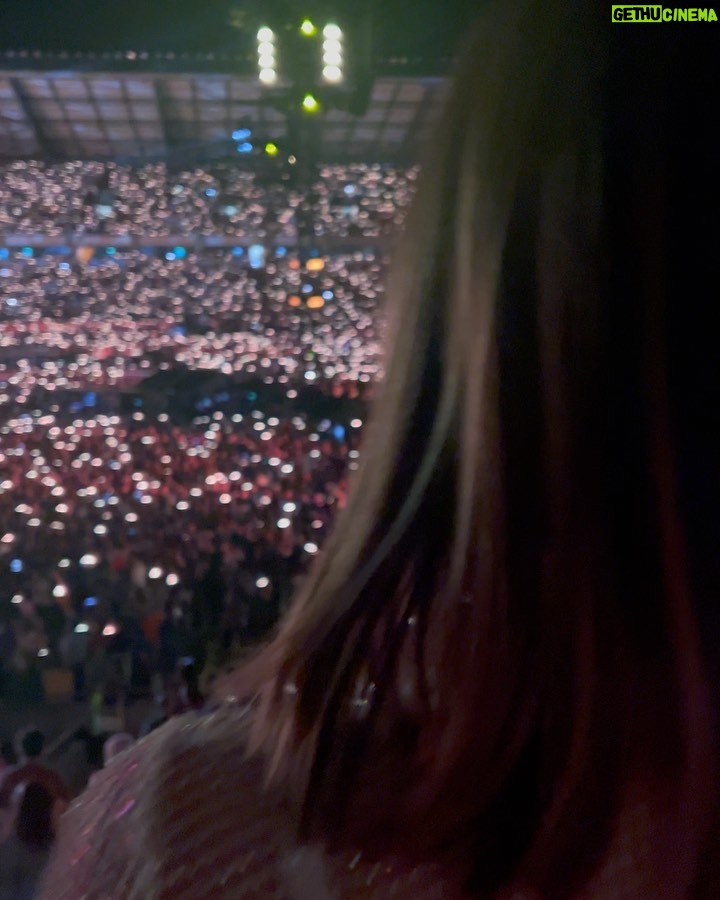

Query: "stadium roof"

xmin=0 ymin=66 xmax=447 ymax=164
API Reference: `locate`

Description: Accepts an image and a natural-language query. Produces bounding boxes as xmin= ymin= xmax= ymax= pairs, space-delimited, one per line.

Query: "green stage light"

xmin=302 ymin=93 xmax=320 ymax=113
xmin=300 ymin=19 xmax=317 ymax=36
xmin=265 ymin=142 xmax=279 ymax=157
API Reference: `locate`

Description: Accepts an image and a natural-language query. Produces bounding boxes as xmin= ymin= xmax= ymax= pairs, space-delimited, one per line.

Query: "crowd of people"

xmin=0 ymin=167 xmax=393 ymax=803
xmin=0 ymin=161 xmax=418 ymax=239
xmin=0 ymin=402 xmax=363 ymax=700
xmin=0 ymin=249 xmax=386 ymax=400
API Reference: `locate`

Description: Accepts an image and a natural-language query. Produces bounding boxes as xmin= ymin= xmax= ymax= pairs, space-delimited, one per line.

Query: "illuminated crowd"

xmin=0 ymin=161 xmax=406 ymax=709
xmin=0 ymin=160 xmax=418 ymax=239
xmin=0 ymin=404 xmax=362 ymax=685
xmin=0 ymin=249 xmax=385 ymax=403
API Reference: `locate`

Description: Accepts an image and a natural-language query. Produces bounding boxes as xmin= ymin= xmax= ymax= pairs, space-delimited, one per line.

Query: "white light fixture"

xmin=257 ymin=27 xmax=277 ymax=86
xmin=322 ymin=27 xmax=344 ymax=83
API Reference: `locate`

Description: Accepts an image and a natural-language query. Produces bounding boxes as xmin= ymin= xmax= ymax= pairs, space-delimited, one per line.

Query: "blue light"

xmin=205 ymin=188 xmax=217 ymax=197
xmin=275 ymin=246 xmax=287 ymax=257
xmin=6 ymin=297 xmax=18 ymax=307
xmin=0 ymin=249 xmax=8 ymax=260
xmin=106 ymin=247 xmax=116 ymax=255
xmin=83 ymin=596 xmax=98 ymax=608
xmin=248 ymin=244 xmax=265 ymax=269
xmin=343 ymin=184 xmax=356 ymax=196
xmin=232 ymin=128 xmax=252 ymax=141
xmin=21 ymin=247 xmax=33 ymax=257
xmin=302 ymin=283 xmax=313 ymax=294
xmin=10 ymin=559 xmax=23 ymax=573
xmin=165 ymin=252 xmax=176 ymax=261
xmin=232 ymin=247 xmax=244 ymax=257
xmin=332 ymin=424 xmax=346 ymax=441
xmin=322 ymin=290 xmax=333 ymax=300
xmin=173 ymin=246 xmax=186 ymax=259
xmin=83 ymin=392 xmax=97 ymax=407
xmin=59 ymin=262 xmax=70 ymax=270
xmin=237 ymin=142 xmax=253 ymax=154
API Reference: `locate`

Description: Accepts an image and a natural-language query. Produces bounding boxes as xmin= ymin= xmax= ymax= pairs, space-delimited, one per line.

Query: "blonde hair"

xmin=228 ymin=2 xmax=719 ymax=893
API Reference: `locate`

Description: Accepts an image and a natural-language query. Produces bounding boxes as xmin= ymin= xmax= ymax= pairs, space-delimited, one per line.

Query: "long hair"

xmin=231 ymin=2 xmax=719 ymax=894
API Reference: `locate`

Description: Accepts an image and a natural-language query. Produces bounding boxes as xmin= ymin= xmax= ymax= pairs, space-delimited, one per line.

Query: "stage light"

xmin=307 ymin=295 xmax=325 ymax=309
xmin=322 ymin=65 xmax=342 ymax=83
xmin=264 ymin=142 xmax=279 ymax=157
xmin=322 ymin=41 xmax=343 ymax=64
xmin=237 ymin=142 xmax=253 ymax=153
xmin=257 ymin=27 xmax=277 ymax=85
xmin=232 ymin=128 xmax=251 ymax=141
xmin=300 ymin=18 xmax=317 ymax=36
xmin=302 ymin=93 xmax=320 ymax=113
xmin=322 ymin=27 xmax=344 ymax=83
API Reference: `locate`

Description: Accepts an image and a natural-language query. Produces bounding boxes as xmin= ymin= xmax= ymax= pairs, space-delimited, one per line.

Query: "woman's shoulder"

xmin=37 ymin=702 xmax=463 ymax=899
xmin=37 ymin=703 xmax=295 ymax=898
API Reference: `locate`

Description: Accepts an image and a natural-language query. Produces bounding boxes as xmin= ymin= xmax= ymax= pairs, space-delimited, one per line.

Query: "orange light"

xmin=288 ymin=295 xmax=302 ymax=307
xmin=307 ymin=295 xmax=325 ymax=309
xmin=288 ymin=258 xmax=300 ymax=270
xmin=306 ymin=257 xmax=325 ymax=272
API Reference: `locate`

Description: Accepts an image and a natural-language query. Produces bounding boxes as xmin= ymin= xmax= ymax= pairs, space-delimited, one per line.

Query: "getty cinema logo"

xmin=612 ymin=6 xmax=718 ymax=20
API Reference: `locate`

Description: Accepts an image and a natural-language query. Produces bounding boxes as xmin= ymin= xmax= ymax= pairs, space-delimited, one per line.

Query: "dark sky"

xmin=0 ymin=0 xmax=479 ymax=59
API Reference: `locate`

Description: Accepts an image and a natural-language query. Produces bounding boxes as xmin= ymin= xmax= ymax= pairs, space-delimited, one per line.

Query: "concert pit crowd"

xmin=0 ymin=163 xmax=407 ymax=845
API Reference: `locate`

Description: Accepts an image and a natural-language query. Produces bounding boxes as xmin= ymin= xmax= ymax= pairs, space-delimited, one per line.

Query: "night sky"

xmin=0 ymin=0 xmax=479 ymax=60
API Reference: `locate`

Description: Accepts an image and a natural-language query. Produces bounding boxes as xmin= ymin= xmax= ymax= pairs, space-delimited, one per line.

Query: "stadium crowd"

xmin=0 ymin=162 xmax=397 ymax=892
xmin=0 ymin=249 xmax=386 ymax=399
xmin=0 ymin=404 xmax=363 ymax=697
xmin=0 ymin=161 xmax=418 ymax=239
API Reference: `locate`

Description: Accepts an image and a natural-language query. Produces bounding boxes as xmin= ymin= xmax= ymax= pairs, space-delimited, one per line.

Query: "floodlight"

xmin=322 ymin=65 xmax=343 ymax=83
